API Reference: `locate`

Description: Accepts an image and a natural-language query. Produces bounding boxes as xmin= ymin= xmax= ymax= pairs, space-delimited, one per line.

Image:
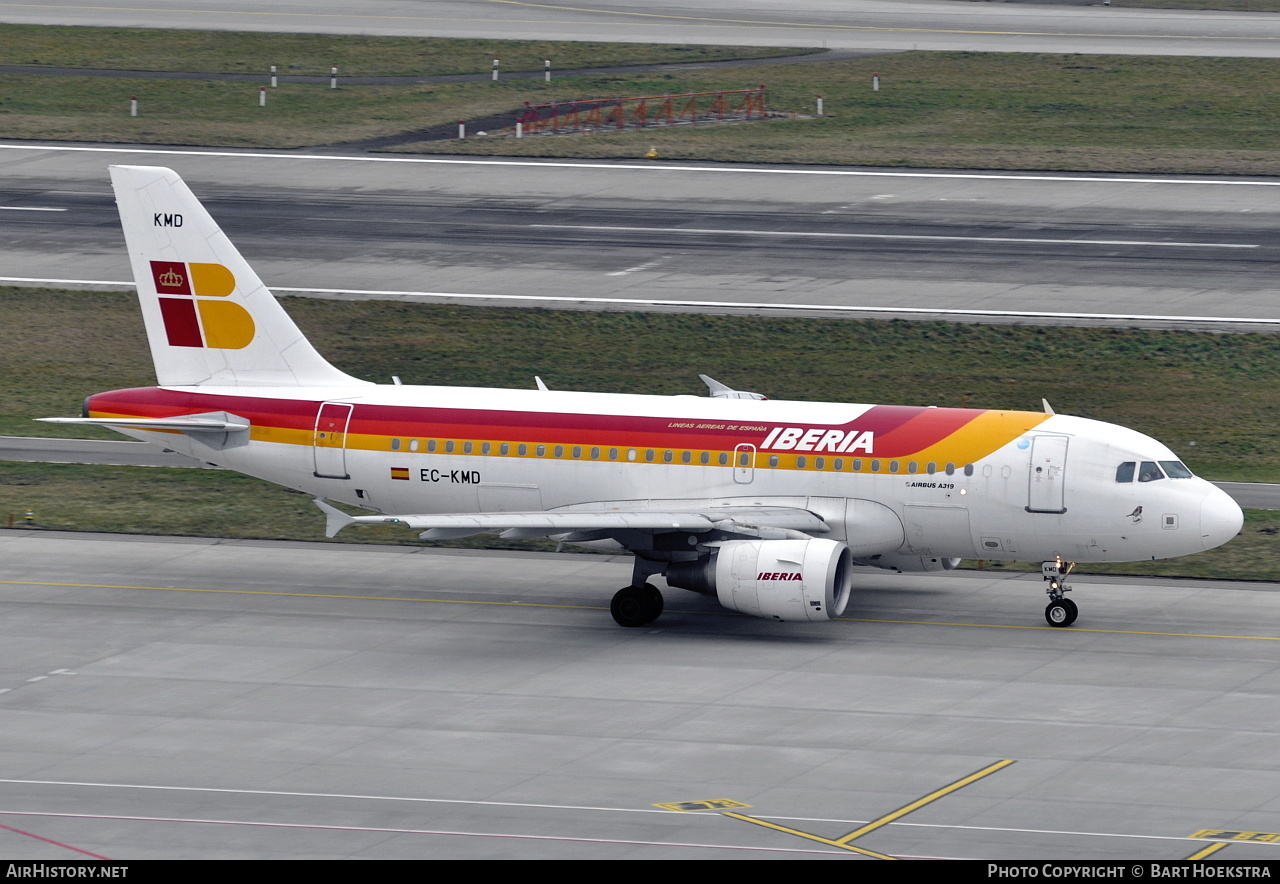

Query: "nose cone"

xmin=1201 ymin=486 xmax=1244 ymax=551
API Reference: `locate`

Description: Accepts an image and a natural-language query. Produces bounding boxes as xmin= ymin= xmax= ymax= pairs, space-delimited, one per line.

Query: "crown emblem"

xmin=159 ymin=269 xmax=184 ymax=288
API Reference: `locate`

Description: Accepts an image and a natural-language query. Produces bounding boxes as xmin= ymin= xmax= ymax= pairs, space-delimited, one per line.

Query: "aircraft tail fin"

xmin=109 ymin=165 xmax=365 ymax=388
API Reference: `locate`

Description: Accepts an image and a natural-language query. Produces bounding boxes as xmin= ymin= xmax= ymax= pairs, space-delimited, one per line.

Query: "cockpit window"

xmin=1115 ymin=462 xmax=1135 ymax=483
xmin=1138 ymin=461 xmax=1165 ymax=482
xmin=1160 ymin=460 xmax=1194 ymax=478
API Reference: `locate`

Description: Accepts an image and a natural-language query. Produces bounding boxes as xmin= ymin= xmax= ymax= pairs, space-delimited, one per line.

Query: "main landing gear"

xmin=611 ymin=583 xmax=664 ymax=627
xmin=1042 ymin=557 xmax=1078 ymax=627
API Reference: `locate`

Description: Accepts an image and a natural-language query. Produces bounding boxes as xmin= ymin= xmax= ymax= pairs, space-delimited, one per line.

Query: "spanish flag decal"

xmin=150 ymin=261 xmax=255 ymax=350
xmin=390 ymin=467 xmax=410 ymax=481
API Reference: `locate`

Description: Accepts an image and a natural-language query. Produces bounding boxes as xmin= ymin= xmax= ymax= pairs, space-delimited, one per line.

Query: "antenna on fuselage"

xmin=1042 ymin=398 xmax=1055 ymax=414
xmin=699 ymin=374 xmax=766 ymax=400
xmin=535 ymin=376 xmax=549 ymax=391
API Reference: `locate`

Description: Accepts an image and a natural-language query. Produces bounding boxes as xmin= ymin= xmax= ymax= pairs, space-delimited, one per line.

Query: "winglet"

xmin=313 ymin=498 xmax=355 ymax=538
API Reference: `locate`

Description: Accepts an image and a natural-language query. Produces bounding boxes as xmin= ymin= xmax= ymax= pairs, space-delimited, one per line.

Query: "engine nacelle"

xmin=667 ymin=538 xmax=852 ymax=622
xmin=855 ymin=553 xmax=961 ymax=573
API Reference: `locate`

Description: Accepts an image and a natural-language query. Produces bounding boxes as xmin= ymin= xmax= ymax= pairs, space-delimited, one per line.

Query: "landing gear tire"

xmin=611 ymin=583 xmax=663 ymax=627
xmin=1045 ymin=598 xmax=1078 ymax=628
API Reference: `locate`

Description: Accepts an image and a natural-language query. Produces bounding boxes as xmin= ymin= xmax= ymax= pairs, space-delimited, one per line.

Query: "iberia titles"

xmin=759 ymin=427 xmax=875 ymax=454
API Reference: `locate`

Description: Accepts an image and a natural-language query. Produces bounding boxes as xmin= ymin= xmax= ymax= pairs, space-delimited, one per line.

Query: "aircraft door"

xmin=313 ymin=402 xmax=353 ymax=479
xmin=733 ymin=444 xmax=755 ymax=484
xmin=1026 ymin=434 xmax=1069 ymax=514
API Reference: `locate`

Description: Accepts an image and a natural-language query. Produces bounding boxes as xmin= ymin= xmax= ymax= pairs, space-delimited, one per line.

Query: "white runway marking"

xmin=0 ymin=780 xmax=1223 ymax=850
xmin=0 ymin=206 xmax=66 ymax=212
xmin=534 ymin=223 xmax=1259 ymax=249
xmin=0 ymin=810 xmax=845 ymax=856
xmin=2 ymin=143 xmax=1279 ymax=187
xmin=6 ymin=277 xmax=1280 ymax=326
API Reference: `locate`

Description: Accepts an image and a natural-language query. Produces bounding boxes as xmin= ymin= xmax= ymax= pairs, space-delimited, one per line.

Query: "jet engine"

xmin=666 ymin=538 xmax=852 ymax=621
xmin=855 ymin=553 xmax=961 ymax=573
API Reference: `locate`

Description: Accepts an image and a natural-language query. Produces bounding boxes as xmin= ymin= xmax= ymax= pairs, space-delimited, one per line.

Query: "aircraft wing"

xmin=315 ymin=499 xmax=828 ymax=540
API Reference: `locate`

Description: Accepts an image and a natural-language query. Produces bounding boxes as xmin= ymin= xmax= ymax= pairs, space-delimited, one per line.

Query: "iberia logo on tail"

xmin=149 ymin=260 xmax=255 ymax=349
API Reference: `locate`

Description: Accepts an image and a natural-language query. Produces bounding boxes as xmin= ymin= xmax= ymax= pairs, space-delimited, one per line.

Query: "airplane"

xmin=40 ymin=165 xmax=1244 ymax=629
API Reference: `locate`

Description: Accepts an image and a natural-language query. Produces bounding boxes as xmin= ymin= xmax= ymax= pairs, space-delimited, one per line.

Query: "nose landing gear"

xmin=1042 ymin=558 xmax=1078 ymax=627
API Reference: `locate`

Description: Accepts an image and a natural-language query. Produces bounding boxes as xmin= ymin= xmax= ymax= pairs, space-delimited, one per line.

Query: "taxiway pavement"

xmin=1 ymin=529 xmax=1279 ymax=859
xmin=3 ymin=0 xmax=1280 ymax=57
xmin=3 ymin=144 xmax=1279 ymax=331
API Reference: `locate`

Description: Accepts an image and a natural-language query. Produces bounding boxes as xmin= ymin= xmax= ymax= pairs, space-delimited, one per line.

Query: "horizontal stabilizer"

xmin=39 ymin=413 xmax=250 ymax=434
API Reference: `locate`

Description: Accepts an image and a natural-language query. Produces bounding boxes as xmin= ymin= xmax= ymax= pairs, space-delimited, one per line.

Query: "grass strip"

xmin=4 ymin=286 xmax=1280 ymax=482
xmin=393 ymin=53 xmax=1280 ymax=175
xmin=0 ymin=26 xmax=804 ymax=75
xmin=3 ymin=47 xmax=1277 ymax=174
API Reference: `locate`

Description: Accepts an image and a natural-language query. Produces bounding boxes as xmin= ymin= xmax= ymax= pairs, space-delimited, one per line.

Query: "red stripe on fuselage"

xmin=86 ymin=388 xmax=985 ymax=453
xmin=867 ymin=407 xmax=982 ymax=458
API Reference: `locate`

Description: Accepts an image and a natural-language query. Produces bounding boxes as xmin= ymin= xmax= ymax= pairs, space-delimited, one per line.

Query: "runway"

xmin=3 ymin=144 xmax=1279 ymax=330
xmin=3 ymin=0 xmax=1280 ymax=57
xmin=1 ymin=529 xmax=1278 ymax=859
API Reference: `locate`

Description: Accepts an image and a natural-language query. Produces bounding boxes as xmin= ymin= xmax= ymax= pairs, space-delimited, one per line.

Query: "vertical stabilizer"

xmin=109 ymin=165 xmax=366 ymax=388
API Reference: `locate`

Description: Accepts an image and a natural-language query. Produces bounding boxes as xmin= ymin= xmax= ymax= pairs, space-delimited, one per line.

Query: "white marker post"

xmin=330 ymin=66 xmax=338 ymax=89
xmin=259 ymin=86 xmax=266 ymax=107
xmin=270 ymin=65 xmax=277 ymax=88
xmin=545 ymin=59 xmax=551 ymax=82
xmin=492 ymin=58 xmax=499 ymax=81
xmin=458 ymin=120 xmax=466 ymax=139
xmin=817 ymin=94 xmax=823 ymax=116
xmin=872 ymin=73 xmax=880 ymax=92
xmin=516 ymin=121 xmax=523 ymax=138
xmin=130 ymin=96 xmax=137 ymax=117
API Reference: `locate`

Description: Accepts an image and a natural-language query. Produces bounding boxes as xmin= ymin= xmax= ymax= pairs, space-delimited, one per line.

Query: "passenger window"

xmin=769 ymin=455 xmax=779 ymax=467
xmin=445 ymin=441 xmax=455 ymax=453
xmin=1138 ymin=461 xmax=1165 ymax=482
xmin=796 ymin=456 xmax=807 ymax=469
xmin=427 ymin=439 xmax=438 ymax=453
xmin=815 ymin=457 xmax=825 ymax=470
xmin=1160 ymin=460 xmax=1194 ymax=478
xmin=1116 ymin=462 xmax=1135 ymax=483
xmin=390 ymin=438 xmax=401 ymax=451
xmin=700 ymin=451 xmax=710 ymax=465
xmin=718 ymin=452 xmax=728 ymax=465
